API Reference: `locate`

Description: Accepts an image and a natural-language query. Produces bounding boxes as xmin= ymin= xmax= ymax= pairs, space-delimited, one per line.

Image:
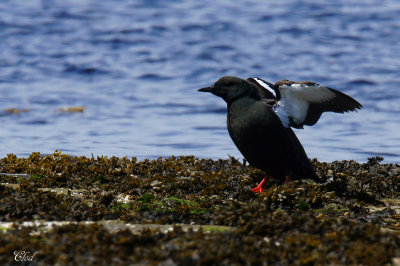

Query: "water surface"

xmin=1 ymin=0 xmax=399 ymax=162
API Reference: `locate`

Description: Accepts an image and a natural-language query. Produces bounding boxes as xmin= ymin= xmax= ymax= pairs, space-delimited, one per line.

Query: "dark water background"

xmin=1 ymin=0 xmax=399 ymax=162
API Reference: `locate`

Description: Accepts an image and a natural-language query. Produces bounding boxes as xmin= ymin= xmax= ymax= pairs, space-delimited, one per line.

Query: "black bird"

xmin=198 ymin=76 xmax=362 ymax=193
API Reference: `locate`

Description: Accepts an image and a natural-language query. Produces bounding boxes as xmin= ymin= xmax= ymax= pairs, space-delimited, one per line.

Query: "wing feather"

xmin=246 ymin=77 xmax=277 ymax=99
xmin=274 ymin=80 xmax=362 ymax=128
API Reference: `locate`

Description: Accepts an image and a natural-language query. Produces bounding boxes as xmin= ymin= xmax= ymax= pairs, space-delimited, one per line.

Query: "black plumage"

xmin=199 ymin=76 xmax=362 ymax=192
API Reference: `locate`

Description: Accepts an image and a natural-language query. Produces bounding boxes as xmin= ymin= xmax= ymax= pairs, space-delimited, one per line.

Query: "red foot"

xmin=251 ymin=177 xmax=267 ymax=193
xmin=283 ymin=176 xmax=291 ymax=184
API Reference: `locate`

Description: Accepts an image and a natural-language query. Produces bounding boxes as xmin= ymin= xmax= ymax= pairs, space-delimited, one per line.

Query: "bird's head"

xmin=198 ymin=76 xmax=252 ymax=103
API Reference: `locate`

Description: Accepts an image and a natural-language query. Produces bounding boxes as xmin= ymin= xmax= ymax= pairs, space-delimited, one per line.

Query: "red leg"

xmin=251 ymin=176 xmax=268 ymax=193
xmin=283 ymin=176 xmax=291 ymax=184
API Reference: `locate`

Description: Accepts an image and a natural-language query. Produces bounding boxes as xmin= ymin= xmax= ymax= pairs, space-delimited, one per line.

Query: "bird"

xmin=198 ymin=76 xmax=362 ymax=193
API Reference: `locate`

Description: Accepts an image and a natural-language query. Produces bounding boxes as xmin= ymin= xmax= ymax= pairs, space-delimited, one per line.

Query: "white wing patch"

xmin=253 ymin=77 xmax=276 ymax=98
xmin=273 ymin=102 xmax=290 ymax=127
xmin=275 ymin=83 xmax=336 ymax=127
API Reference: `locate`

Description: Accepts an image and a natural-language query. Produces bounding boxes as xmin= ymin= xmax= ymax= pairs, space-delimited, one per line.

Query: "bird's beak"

xmin=198 ymin=86 xmax=213 ymax=93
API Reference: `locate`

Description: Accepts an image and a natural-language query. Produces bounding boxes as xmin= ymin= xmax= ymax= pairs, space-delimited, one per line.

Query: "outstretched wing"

xmin=274 ymin=80 xmax=362 ymax=129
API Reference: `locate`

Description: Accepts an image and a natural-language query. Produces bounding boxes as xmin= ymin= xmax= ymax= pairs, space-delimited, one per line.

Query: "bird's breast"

xmin=227 ymin=100 xmax=278 ymax=147
xmin=227 ymin=100 xmax=288 ymax=173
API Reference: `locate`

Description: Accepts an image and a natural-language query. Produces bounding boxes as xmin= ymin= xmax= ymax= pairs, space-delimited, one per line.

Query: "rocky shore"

xmin=1 ymin=152 xmax=399 ymax=265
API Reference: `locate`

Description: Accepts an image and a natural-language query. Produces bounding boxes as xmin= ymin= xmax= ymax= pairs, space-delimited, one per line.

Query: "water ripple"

xmin=0 ymin=0 xmax=399 ymax=162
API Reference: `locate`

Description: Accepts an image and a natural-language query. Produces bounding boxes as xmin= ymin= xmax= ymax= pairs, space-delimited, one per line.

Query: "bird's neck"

xmin=225 ymin=87 xmax=260 ymax=105
xmin=227 ymin=96 xmax=258 ymax=124
xmin=227 ymin=91 xmax=259 ymax=105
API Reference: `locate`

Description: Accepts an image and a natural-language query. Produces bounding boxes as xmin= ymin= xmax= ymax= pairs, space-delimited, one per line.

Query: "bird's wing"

xmin=246 ymin=77 xmax=277 ymax=99
xmin=274 ymin=80 xmax=362 ymax=128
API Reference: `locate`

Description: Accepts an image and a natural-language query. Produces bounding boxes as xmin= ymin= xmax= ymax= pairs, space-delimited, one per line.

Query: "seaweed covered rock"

xmin=0 ymin=152 xmax=399 ymax=264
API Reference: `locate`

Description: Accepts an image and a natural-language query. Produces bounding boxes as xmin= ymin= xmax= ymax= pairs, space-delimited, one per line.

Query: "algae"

xmin=0 ymin=152 xmax=399 ymax=265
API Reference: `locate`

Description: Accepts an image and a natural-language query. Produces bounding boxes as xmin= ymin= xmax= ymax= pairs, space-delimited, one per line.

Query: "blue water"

xmin=1 ymin=0 xmax=399 ymax=162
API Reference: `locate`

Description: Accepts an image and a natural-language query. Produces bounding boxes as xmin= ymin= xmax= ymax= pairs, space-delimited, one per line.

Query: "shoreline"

xmin=1 ymin=152 xmax=399 ymax=264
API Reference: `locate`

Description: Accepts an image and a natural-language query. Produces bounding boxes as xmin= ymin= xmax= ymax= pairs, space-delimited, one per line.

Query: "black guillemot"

xmin=199 ymin=76 xmax=362 ymax=193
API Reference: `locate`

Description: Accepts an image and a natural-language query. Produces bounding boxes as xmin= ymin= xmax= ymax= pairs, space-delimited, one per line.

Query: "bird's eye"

xmin=224 ymin=82 xmax=234 ymax=87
